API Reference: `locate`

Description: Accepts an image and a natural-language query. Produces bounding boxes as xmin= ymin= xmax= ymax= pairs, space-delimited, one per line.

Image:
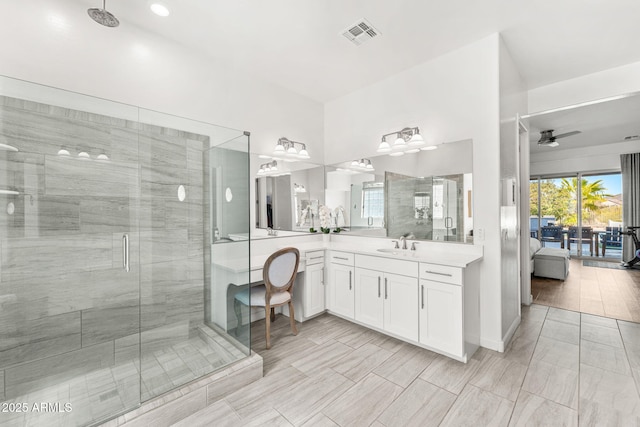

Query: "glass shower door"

xmin=0 ymin=84 xmax=141 ymax=426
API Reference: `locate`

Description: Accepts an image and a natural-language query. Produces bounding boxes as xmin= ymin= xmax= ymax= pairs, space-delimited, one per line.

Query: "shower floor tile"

xmin=0 ymin=327 xmax=246 ymax=427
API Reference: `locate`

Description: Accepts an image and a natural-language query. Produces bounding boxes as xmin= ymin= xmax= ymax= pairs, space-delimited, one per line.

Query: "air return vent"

xmin=341 ymin=19 xmax=380 ymax=46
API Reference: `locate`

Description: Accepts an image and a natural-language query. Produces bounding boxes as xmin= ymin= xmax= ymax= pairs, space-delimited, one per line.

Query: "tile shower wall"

xmin=0 ymin=95 xmax=209 ymax=404
xmin=386 ymin=172 xmax=433 ymax=240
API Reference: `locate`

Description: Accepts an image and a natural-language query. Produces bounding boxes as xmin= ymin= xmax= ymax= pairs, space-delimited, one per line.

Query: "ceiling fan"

xmin=537 ymin=129 xmax=581 ymax=147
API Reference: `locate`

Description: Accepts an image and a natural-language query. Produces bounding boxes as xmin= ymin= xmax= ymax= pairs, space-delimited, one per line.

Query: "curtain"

xmin=621 ymin=152 xmax=640 ymax=261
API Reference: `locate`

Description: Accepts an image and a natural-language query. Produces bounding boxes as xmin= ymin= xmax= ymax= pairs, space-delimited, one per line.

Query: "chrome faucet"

xmin=391 ymin=240 xmax=400 ymax=249
xmin=411 ymin=241 xmax=419 ymax=251
xmin=399 ymin=236 xmax=407 ymax=250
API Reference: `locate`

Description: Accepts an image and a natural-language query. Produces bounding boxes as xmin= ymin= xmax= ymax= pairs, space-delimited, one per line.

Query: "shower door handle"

xmin=123 ymin=234 xmax=130 ymax=272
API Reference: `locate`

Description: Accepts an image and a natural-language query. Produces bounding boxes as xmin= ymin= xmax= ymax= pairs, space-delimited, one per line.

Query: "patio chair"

xmin=600 ymin=226 xmax=623 ymax=257
xmin=540 ymin=226 xmax=564 ymax=248
xmin=567 ymin=226 xmax=593 ymax=256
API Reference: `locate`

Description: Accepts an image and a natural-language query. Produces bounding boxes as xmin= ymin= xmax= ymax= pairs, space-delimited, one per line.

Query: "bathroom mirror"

xmin=253 ymin=154 xmax=325 ymax=236
xmin=325 ymin=139 xmax=473 ymax=243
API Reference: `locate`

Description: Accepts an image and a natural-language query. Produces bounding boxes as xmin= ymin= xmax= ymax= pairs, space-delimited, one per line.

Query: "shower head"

xmin=88 ymin=0 xmax=119 ymax=28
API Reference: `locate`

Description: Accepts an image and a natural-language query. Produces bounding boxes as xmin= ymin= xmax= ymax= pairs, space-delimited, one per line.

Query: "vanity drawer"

xmin=356 ymin=254 xmax=418 ymax=278
xmin=305 ymin=250 xmax=325 ymax=265
xmin=419 ymin=263 xmax=462 ymax=285
xmin=329 ymin=251 xmax=354 ymax=266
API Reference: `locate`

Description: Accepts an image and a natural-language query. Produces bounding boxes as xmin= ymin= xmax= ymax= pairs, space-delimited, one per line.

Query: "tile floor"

xmin=0 ymin=326 xmax=245 ymax=427
xmin=532 ymin=259 xmax=640 ymax=322
xmin=177 ymin=305 xmax=640 ymax=426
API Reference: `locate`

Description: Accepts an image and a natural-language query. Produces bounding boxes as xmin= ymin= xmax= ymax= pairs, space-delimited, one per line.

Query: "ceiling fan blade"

xmin=554 ymin=130 xmax=581 ymax=139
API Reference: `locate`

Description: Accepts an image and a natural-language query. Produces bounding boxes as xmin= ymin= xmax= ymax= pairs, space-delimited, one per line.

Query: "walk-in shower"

xmin=0 ymin=76 xmax=250 ymax=426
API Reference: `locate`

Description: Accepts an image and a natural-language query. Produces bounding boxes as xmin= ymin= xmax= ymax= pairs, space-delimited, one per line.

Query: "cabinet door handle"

xmin=384 ymin=277 xmax=388 ymax=299
xmin=421 ymin=284 xmax=425 ymax=309
xmin=425 ymin=270 xmax=452 ymax=277
xmin=378 ymin=276 xmax=381 ymax=298
xmin=309 ymin=255 xmax=324 ymax=260
xmin=349 ymin=270 xmax=352 ymax=290
xmin=335 ymin=256 xmax=349 ymax=261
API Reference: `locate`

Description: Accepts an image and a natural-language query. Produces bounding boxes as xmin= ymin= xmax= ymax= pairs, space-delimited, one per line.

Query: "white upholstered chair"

xmin=234 ymin=247 xmax=300 ymax=349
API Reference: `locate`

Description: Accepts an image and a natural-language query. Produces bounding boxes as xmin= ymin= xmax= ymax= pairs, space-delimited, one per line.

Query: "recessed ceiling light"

xmin=150 ymin=3 xmax=170 ymax=17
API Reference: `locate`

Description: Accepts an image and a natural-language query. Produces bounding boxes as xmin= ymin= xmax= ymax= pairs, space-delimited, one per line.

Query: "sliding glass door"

xmin=530 ymin=172 xmax=622 ymax=259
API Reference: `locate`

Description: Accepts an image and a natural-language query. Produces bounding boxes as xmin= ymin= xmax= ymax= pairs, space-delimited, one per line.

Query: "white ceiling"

xmin=73 ymin=0 xmax=640 ymax=103
xmin=528 ymin=93 xmax=640 ymax=154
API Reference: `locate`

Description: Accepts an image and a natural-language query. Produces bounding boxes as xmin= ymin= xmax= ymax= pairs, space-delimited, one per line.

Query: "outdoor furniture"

xmin=567 ymin=226 xmax=593 ymax=256
xmin=600 ymin=226 xmax=623 ymax=257
xmin=534 ymin=247 xmax=571 ymax=280
xmin=540 ymin=226 xmax=564 ymax=248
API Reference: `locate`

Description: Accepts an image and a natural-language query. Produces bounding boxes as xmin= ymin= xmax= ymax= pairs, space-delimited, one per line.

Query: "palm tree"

xmin=560 ymin=178 xmax=609 ymax=225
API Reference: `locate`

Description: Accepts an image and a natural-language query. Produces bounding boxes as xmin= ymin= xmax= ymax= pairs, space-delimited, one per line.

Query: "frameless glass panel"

xmin=581 ymin=173 xmax=623 ymax=259
xmin=0 ymin=77 xmax=141 ymax=426
xmin=209 ymin=135 xmax=251 ymax=353
xmin=137 ymin=108 xmax=250 ymax=401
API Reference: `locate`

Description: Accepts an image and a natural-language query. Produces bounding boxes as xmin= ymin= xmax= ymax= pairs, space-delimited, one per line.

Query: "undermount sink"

xmin=377 ymin=248 xmax=404 ymax=255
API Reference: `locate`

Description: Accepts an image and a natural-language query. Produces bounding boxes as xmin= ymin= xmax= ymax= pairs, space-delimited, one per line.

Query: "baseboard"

xmin=502 ymin=315 xmax=521 ymax=350
xmin=480 ymin=337 xmax=505 ymax=352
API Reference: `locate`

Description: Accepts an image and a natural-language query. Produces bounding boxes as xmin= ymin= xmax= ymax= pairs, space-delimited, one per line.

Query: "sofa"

xmin=529 ymin=237 xmax=541 ymax=274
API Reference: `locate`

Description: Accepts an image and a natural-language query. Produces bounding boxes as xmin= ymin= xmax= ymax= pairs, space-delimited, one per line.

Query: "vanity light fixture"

xmin=272 ymin=137 xmax=310 ymax=160
xmin=350 ymin=158 xmax=375 ymax=172
xmin=378 ymin=126 xmax=437 ymax=155
xmin=257 ymin=160 xmax=278 ymax=175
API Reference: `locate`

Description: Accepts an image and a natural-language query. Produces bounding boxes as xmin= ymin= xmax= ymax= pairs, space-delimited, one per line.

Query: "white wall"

xmin=528 ymin=60 xmax=640 ymax=114
xmin=530 ymin=139 xmax=639 ymax=177
xmin=498 ymin=38 xmax=528 ymax=344
xmin=325 ymin=35 xmax=505 ymax=350
xmin=0 ymin=0 xmax=324 ymax=159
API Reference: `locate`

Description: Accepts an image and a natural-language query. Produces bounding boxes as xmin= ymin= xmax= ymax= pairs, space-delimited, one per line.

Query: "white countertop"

xmin=213 ymin=241 xmax=482 ymax=273
xmin=328 ymin=243 xmax=482 ymax=268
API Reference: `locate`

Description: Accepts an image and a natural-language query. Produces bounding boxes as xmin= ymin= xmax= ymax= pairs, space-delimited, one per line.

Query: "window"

xmin=362 ymin=182 xmax=384 ymax=218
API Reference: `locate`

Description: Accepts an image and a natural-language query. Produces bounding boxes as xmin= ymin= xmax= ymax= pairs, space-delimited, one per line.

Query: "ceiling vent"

xmin=341 ymin=19 xmax=380 ymax=46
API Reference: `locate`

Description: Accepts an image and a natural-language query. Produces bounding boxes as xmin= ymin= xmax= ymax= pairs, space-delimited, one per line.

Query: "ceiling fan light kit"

xmin=537 ymin=129 xmax=582 ymax=147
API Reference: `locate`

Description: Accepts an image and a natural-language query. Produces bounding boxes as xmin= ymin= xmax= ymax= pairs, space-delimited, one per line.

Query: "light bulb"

xmin=286 ymin=145 xmax=298 ymax=156
xmin=359 ymin=160 xmax=366 ymax=168
xmin=393 ymin=134 xmax=406 ymax=147
xmin=273 ymin=143 xmax=285 ymax=154
xmin=57 ymin=149 xmax=70 ymax=156
xmin=78 ymin=152 xmax=90 ymax=159
xmin=377 ymin=141 xmax=391 ymax=153
xmin=298 ymin=148 xmax=310 ymax=159
xmin=351 ymin=160 xmax=359 ymax=166
xmin=365 ymin=162 xmax=374 ymax=169
xmin=408 ymin=132 xmax=425 ymax=146
xmin=270 ymin=163 xmax=278 ymax=171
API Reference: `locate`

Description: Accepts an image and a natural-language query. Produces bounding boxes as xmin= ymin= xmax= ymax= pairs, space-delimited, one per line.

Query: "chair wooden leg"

xmin=288 ymin=301 xmax=298 ymax=335
xmin=265 ymin=306 xmax=271 ymax=350
xmin=233 ymin=298 xmax=243 ymax=334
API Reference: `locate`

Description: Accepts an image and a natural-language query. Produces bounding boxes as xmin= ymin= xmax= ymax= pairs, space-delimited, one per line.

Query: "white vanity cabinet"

xmin=327 ymin=251 xmax=355 ymax=319
xmin=283 ymin=250 xmax=325 ymax=322
xmin=303 ymin=251 xmax=326 ymax=318
xmin=354 ymin=255 xmax=419 ymax=342
xmin=418 ymin=262 xmax=480 ymax=361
